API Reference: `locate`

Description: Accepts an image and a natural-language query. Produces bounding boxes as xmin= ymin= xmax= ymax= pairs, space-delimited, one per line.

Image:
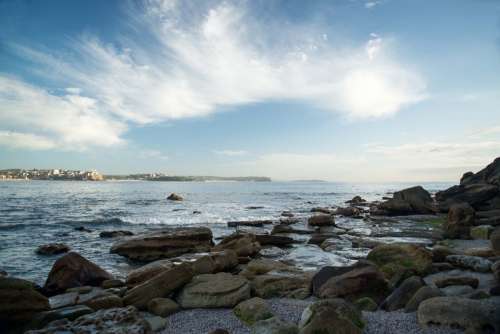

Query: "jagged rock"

xmin=25 ymin=305 xmax=152 ymax=334
xmin=43 ymin=252 xmax=113 ymax=296
xmin=233 ymin=297 xmax=274 ymax=325
xmin=417 ymin=296 xmax=500 ymax=332
xmin=99 ymin=230 xmax=134 ymax=238
xmin=298 ymin=299 xmax=364 ymax=334
xmin=29 ymin=305 xmax=94 ymax=330
xmin=436 ymin=183 xmax=499 ymax=212
xmin=307 ymin=214 xmax=335 ymax=226
xmin=123 ymin=263 xmax=193 ymax=309
xmin=167 ymin=193 xmax=183 ymax=201
xmin=126 ymin=251 xmax=237 ymax=287
xmin=381 ymin=276 xmax=424 ymax=311
xmin=460 ymin=157 xmax=500 ymax=186
xmin=366 ymin=243 xmax=432 ymax=279
xmin=212 ymin=233 xmax=261 ymax=257
xmin=318 ymin=265 xmax=389 ymax=303
xmin=0 ymin=277 xmax=50 ymax=324
xmin=404 ymin=286 xmax=443 ymax=312
xmin=376 ymin=186 xmax=434 ymax=215
xmin=434 ymin=276 xmax=479 ymax=289
xmin=36 ymin=243 xmax=70 ymax=255
xmin=252 ymin=317 xmax=298 ymax=334
xmin=147 ymin=298 xmax=179 ymax=317
xmin=445 ymin=255 xmax=492 ymax=272
xmin=110 ymin=227 xmax=213 ymax=261
xmin=177 ymin=272 xmax=250 ymax=308
xmin=444 ymin=202 xmax=475 ymax=239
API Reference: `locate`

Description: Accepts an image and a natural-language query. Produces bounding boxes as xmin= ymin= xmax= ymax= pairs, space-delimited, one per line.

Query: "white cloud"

xmin=2 ymin=1 xmax=426 ymax=150
xmin=364 ymin=1 xmax=384 ymax=9
xmin=0 ymin=131 xmax=56 ymax=150
xmin=213 ymin=149 xmax=248 ymax=157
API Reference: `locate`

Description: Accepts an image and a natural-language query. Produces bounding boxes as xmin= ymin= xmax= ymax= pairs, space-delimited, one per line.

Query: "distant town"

xmin=0 ymin=169 xmax=271 ymax=182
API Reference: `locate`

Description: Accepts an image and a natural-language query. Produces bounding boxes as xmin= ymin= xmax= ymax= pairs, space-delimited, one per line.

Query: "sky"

xmin=0 ymin=0 xmax=499 ymax=182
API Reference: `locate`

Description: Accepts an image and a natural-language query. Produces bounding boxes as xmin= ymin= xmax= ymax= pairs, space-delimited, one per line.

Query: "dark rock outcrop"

xmin=380 ymin=276 xmax=424 ymax=311
xmin=212 ymin=233 xmax=261 ymax=257
xmin=99 ymin=230 xmax=134 ymax=238
xmin=36 ymin=243 xmax=70 ymax=255
xmin=167 ymin=193 xmax=183 ymax=201
xmin=375 ymin=186 xmax=434 ymax=216
xmin=308 ymin=214 xmax=335 ymax=226
xmin=443 ymin=202 xmax=475 ymax=238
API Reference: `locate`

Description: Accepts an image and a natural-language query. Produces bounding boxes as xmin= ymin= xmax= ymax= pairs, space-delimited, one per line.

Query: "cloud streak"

xmin=0 ymin=0 xmax=426 ymax=150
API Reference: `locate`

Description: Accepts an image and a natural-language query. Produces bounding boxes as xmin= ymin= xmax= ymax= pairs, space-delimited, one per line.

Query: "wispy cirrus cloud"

xmin=0 ymin=0 xmax=426 ymax=151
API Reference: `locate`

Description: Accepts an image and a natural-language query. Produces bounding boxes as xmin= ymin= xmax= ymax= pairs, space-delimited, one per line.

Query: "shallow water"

xmin=0 ymin=180 xmax=452 ymax=284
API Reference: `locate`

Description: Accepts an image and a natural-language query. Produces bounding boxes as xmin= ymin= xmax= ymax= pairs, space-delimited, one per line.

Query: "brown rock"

xmin=212 ymin=233 xmax=261 ymax=257
xmin=308 ymin=214 xmax=335 ymax=227
xmin=0 ymin=277 xmax=50 ymax=323
xmin=167 ymin=193 xmax=183 ymax=201
xmin=444 ymin=202 xmax=475 ymax=239
xmin=36 ymin=243 xmax=70 ymax=255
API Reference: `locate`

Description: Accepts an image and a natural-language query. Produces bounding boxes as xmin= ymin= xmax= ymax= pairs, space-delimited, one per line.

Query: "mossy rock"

xmin=354 ymin=297 xmax=378 ymax=312
xmin=233 ymin=297 xmax=274 ymax=325
xmin=366 ymin=244 xmax=432 ymax=280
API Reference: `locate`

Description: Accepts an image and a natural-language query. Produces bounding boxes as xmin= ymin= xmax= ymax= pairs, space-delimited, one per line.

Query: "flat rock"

xmin=445 ymin=255 xmax=492 ymax=272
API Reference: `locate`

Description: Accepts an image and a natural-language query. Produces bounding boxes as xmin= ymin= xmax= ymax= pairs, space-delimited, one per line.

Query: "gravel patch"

xmin=161 ymin=298 xmax=464 ymax=334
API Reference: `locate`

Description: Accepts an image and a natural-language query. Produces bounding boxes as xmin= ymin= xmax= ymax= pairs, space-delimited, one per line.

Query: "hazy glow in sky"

xmin=0 ymin=0 xmax=499 ymax=181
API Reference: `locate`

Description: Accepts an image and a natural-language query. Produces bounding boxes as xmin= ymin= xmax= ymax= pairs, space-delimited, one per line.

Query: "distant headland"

xmin=0 ymin=169 xmax=271 ymax=182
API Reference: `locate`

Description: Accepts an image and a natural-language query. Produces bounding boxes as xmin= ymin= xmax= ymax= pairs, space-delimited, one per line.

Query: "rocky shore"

xmin=1 ymin=158 xmax=500 ymax=334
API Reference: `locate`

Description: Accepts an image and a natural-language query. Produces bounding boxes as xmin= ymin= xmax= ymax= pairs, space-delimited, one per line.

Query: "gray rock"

xmin=445 ymin=255 xmax=492 ymax=272
xmin=251 ymin=316 xmax=298 ymax=334
xmin=147 ymin=298 xmax=179 ymax=317
xmin=441 ymin=285 xmax=475 ymax=296
xmin=30 ymin=305 xmax=93 ymax=329
xmin=417 ymin=296 xmax=500 ymax=332
xmin=381 ymin=276 xmax=424 ymax=311
xmin=404 ymin=286 xmax=443 ymax=312
xmin=233 ymin=297 xmax=274 ymax=325
xmin=434 ymin=276 xmax=479 ymax=289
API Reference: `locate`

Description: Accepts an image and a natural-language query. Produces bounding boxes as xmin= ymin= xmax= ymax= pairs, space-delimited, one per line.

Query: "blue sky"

xmin=0 ymin=0 xmax=499 ymax=181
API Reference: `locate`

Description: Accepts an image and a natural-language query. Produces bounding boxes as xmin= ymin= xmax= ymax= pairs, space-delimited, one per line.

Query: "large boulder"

xmin=436 ymin=183 xmax=499 ymax=212
xmin=0 ymin=277 xmax=50 ymax=326
xmin=366 ymin=244 xmax=432 ymax=279
xmin=25 ymin=306 xmax=152 ymax=334
xmin=177 ymin=272 xmax=250 ymax=308
xmin=126 ymin=251 xmax=237 ymax=287
xmin=123 ymin=263 xmax=193 ymax=309
xmin=307 ymin=214 xmax=335 ymax=226
xmin=43 ymin=252 xmax=113 ymax=296
xmin=233 ymin=297 xmax=274 ymax=325
xmin=110 ymin=227 xmax=214 ymax=261
xmin=460 ymin=157 xmax=500 ymax=186
xmin=318 ymin=265 xmax=389 ymax=303
xmin=417 ymin=296 xmax=500 ymax=333
xmin=443 ymin=202 xmax=475 ymax=239
xmin=298 ymin=299 xmax=364 ymax=334
xmin=393 ymin=186 xmax=434 ymax=214
xmin=311 ymin=261 xmax=373 ymax=296
xmin=380 ymin=276 xmax=424 ymax=311
xmin=251 ymin=271 xmax=311 ymax=299
xmin=212 ymin=233 xmax=261 ymax=257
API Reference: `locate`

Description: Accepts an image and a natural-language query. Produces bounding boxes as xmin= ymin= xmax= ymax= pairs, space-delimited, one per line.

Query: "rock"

xmin=354 ymin=297 xmax=378 ymax=312
xmin=144 ymin=315 xmax=167 ymax=332
xmin=29 ymin=305 xmax=94 ymax=330
xmin=377 ymin=186 xmax=434 ymax=215
xmin=255 ymin=234 xmax=296 ymax=247
xmin=233 ymin=297 xmax=274 ymax=325
xmin=404 ymin=286 xmax=443 ymax=312
xmin=271 ymin=224 xmax=312 ymax=235
xmin=228 ymin=220 xmax=273 ymax=227
xmin=381 ymin=276 xmax=424 ymax=311
xmin=25 ymin=305 xmax=152 ymax=334
xmin=43 ymin=252 xmax=113 ymax=296
xmin=417 ymin=296 xmax=500 ymax=332
xmin=36 ymin=243 xmax=70 ymax=255
xmin=434 ymin=276 xmax=479 ymax=289
xmin=84 ymin=294 xmax=123 ymax=310
xmin=460 ymin=157 xmax=500 ymax=186
xmin=318 ymin=265 xmax=389 ymax=303
xmin=49 ymin=291 xmax=79 ymax=309
xmin=101 ymin=279 xmax=125 ymax=289
xmin=177 ymin=272 xmax=250 ymax=308
xmin=311 ymin=207 xmax=335 ymax=214
xmin=251 ymin=317 xmax=298 ymax=334
xmin=212 ymin=233 xmax=261 ymax=257
xmin=0 ymin=269 xmax=6 ymax=277
xmin=126 ymin=251 xmax=237 ymax=287
xmin=375 ymin=199 xmax=413 ymax=216
xmin=336 ymin=206 xmax=360 ymax=217
xmin=470 ymin=225 xmax=494 ymax=240
xmin=492 ymin=260 xmax=500 ymax=282
xmin=74 ymin=226 xmax=92 ymax=232
xmin=491 ymin=228 xmax=500 ymax=254
xmin=167 ymin=193 xmax=183 ymax=201
xmin=445 ymin=255 xmax=492 ymax=272
xmin=123 ymin=263 xmax=193 ymax=309
xmin=260 ymin=246 xmax=288 ymax=258
xmin=346 ymin=196 xmax=367 ymax=205
xmin=467 ymin=290 xmax=490 ymax=299
xmin=240 ymin=259 xmax=291 ymax=278
xmin=311 ymin=262 xmax=373 ymax=296
xmin=431 ymin=262 xmax=455 ymax=273
xmin=441 ymin=285 xmax=475 ymax=296
xmin=110 ymin=227 xmax=213 ymax=261
xmin=99 ymin=230 xmax=134 ymax=238
xmin=246 ymin=206 xmax=265 ymax=210
xmin=280 ymin=217 xmax=300 ymax=225
xmin=436 ymin=183 xmax=499 ymax=212
xmin=307 ymin=214 xmax=335 ymax=227
xmin=444 ymin=202 xmax=475 ymax=238
xmin=148 ymin=298 xmax=179 ymax=317
xmin=298 ymin=299 xmax=364 ymax=334
xmin=281 ymin=211 xmax=294 ymax=217
xmin=251 ymin=271 xmax=311 ymax=299
xmin=320 ymin=237 xmax=352 ymax=252
xmin=0 ymin=277 xmax=50 ymax=323
xmin=431 ymin=245 xmax=456 ymax=262
xmin=366 ymin=243 xmax=432 ymax=279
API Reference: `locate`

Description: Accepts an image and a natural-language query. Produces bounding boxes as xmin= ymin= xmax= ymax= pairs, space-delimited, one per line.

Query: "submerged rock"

xmin=36 ymin=243 xmax=70 ymax=255
xmin=43 ymin=252 xmax=113 ymax=296
xmin=99 ymin=230 xmax=134 ymax=238
xmin=110 ymin=227 xmax=213 ymax=261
